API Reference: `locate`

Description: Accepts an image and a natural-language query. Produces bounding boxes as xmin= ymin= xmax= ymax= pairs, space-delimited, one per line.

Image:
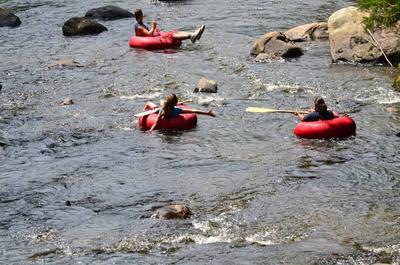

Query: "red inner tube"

xmin=138 ymin=105 xmax=197 ymax=131
xmin=294 ymin=117 xmax=356 ymax=139
xmin=129 ymin=32 xmax=182 ymax=50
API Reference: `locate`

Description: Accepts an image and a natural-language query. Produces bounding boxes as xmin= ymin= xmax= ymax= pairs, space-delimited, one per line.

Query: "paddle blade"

xmin=134 ymin=108 xmax=159 ymax=118
xmin=246 ymin=107 xmax=308 ymax=114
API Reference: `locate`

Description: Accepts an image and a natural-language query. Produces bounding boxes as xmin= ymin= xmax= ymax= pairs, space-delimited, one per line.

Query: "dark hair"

xmin=314 ymin=96 xmax=329 ymax=117
xmin=134 ymin=9 xmax=143 ymax=20
xmin=161 ymin=94 xmax=178 ymax=118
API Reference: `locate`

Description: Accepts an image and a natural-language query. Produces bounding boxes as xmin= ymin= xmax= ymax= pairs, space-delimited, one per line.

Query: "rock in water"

xmin=394 ymin=72 xmax=400 ymax=91
xmin=152 ymin=204 xmax=191 ymax=219
xmin=0 ymin=8 xmax=21 ymax=28
xmin=396 ymin=132 xmax=400 ymax=137
xmin=250 ymin=32 xmax=303 ymax=59
xmin=328 ymin=7 xmax=400 ymax=64
xmin=284 ymin=22 xmax=328 ymax=42
xmin=62 ymin=98 xmax=74 ymax=105
xmin=62 ymin=17 xmax=107 ymax=36
xmin=85 ymin=6 xmax=134 ymax=21
xmin=194 ymin=78 xmax=218 ymax=93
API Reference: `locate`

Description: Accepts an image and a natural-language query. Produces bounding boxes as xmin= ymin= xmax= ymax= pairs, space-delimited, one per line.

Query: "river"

xmin=1 ymin=0 xmax=399 ymax=264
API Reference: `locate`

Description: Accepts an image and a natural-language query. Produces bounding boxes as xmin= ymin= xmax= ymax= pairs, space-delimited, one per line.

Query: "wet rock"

xmin=394 ymin=71 xmax=400 ymax=91
xmin=396 ymin=132 xmax=400 ymax=137
xmin=65 ymin=200 xmax=71 ymax=206
xmin=284 ymin=22 xmax=328 ymax=42
xmin=194 ymin=78 xmax=218 ymax=93
xmin=328 ymin=7 xmax=400 ymax=64
xmin=85 ymin=5 xmax=134 ymax=21
xmin=152 ymin=204 xmax=191 ymax=219
xmin=48 ymin=58 xmax=82 ymax=68
xmin=0 ymin=132 xmax=10 ymax=146
xmin=250 ymin=31 xmax=303 ymax=59
xmin=0 ymin=83 xmax=2 ymax=91
xmin=62 ymin=17 xmax=107 ymax=36
xmin=62 ymin=98 xmax=74 ymax=105
xmin=0 ymin=8 xmax=21 ymax=28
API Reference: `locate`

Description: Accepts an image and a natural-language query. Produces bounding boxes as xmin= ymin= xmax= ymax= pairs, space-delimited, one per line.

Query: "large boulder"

xmin=328 ymin=7 xmax=400 ymax=64
xmin=152 ymin=204 xmax=191 ymax=220
xmin=62 ymin=17 xmax=107 ymax=36
xmin=250 ymin=31 xmax=303 ymax=59
xmin=284 ymin=22 xmax=328 ymax=42
xmin=85 ymin=5 xmax=133 ymax=21
xmin=0 ymin=8 xmax=21 ymax=27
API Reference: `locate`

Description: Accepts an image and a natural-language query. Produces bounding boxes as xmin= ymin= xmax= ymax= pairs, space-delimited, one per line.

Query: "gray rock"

xmin=62 ymin=17 xmax=107 ymax=36
xmin=251 ymin=31 xmax=303 ymax=59
xmin=194 ymin=78 xmax=218 ymax=93
xmin=284 ymin=22 xmax=328 ymax=42
xmin=394 ymin=72 xmax=400 ymax=91
xmin=62 ymin=98 xmax=74 ymax=105
xmin=0 ymin=132 xmax=10 ymax=146
xmin=85 ymin=5 xmax=133 ymax=21
xmin=0 ymin=8 xmax=21 ymax=28
xmin=152 ymin=204 xmax=191 ymax=220
xmin=328 ymin=7 xmax=400 ymax=64
xmin=48 ymin=58 xmax=81 ymax=68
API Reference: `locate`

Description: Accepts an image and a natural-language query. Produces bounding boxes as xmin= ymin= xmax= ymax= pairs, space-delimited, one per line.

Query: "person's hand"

xmin=207 ymin=109 xmax=216 ymax=117
xmin=294 ymin=111 xmax=299 ymax=116
xmin=152 ymin=20 xmax=157 ymax=28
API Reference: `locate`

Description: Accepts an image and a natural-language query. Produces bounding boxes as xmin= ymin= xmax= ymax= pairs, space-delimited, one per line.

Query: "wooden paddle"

xmin=246 ymin=107 xmax=308 ymax=114
xmin=134 ymin=99 xmax=193 ymax=118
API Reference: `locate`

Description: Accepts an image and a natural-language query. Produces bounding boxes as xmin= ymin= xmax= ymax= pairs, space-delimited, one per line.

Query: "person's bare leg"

xmin=172 ymin=31 xmax=192 ymax=40
xmin=144 ymin=102 xmax=157 ymax=110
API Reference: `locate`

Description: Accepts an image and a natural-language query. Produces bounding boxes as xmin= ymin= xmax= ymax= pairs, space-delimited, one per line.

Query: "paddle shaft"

xmin=246 ymin=107 xmax=308 ymax=114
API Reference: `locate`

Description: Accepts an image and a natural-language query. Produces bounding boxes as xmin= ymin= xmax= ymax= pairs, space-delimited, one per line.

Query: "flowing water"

xmin=1 ymin=0 xmax=400 ymax=264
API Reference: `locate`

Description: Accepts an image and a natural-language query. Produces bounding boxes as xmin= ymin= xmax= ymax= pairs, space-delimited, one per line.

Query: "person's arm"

xmin=181 ymin=109 xmax=216 ymax=117
xmin=137 ymin=21 xmax=158 ymax=36
xmin=150 ymin=112 xmax=162 ymax=131
xmin=294 ymin=112 xmax=304 ymax=121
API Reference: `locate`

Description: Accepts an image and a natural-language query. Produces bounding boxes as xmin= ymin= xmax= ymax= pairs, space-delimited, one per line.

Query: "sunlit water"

xmin=1 ymin=0 xmax=399 ymax=264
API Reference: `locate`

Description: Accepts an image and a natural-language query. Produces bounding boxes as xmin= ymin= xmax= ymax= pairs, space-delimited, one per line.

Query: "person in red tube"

xmin=134 ymin=9 xmax=205 ymax=43
xmin=294 ymin=96 xmax=335 ymax=122
xmin=144 ymin=94 xmax=215 ymax=131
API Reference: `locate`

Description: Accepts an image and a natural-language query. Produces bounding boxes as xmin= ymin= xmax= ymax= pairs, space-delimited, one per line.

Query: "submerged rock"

xmin=85 ymin=5 xmax=133 ymax=21
xmin=328 ymin=7 xmax=400 ymax=64
xmin=62 ymin=17 xmax=107 ymax=36
xmin=394 ymin=71 xmax=400 ymax=91
xmin=0 ymin=8 xmax=21 ymax=28
xmin=62 ymin=98 xmax=74 ymax=105
xmin=250 ymin=31 xmax=303 ymax=59
xmin=396 ymin=132 xmax=400 ymax=137
xmin=152 ymin=204 xmax=191 ymax=219
xmin=48 ymin=58 xmax=81 ymax=68
xmin=284 ymin=22 xmax=328 ymax=42
xmin=194 ymin=78 xmax=218 ymax=93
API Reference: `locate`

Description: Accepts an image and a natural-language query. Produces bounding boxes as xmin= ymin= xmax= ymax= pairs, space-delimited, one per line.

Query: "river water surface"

xmin=1 ymin=0 xmax=400 ymax=264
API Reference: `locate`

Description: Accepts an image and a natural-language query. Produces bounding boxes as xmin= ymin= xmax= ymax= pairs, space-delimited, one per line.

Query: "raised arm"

xmin=137 ymin=21 xmax=158 ymax=37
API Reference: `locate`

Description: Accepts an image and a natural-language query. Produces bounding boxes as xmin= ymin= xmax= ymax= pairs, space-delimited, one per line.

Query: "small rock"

xmin=85 ymin=5 xmax=134 ymax=21
xmin=62 ymin=17 xmax=107 ymax=36
xmin=62 ymin=98 xmax=74 ymax=105
xmin=0 ymin=8 xmax=21 ymax=28
xmin=194 ymin=78 xmax=218 ymax=93
xmin=0 ymin=132 xmax=10 ymax=146
xmin=396 ymin=132 xmax=400 ymax=137
xmin=163 ymin=81 xmax=178 ymax=89
xmin=152 ymin=204 xmax=191 ymax=220
xmin=393 ymin=72 xmax=400 ymax=91
xmin=48 ymin=58 xmax=81 ymax=68
xmin=0 ymin=83 xmax=2 ymax=91
xmin=65 ymin=201 xmax=71 ymax=206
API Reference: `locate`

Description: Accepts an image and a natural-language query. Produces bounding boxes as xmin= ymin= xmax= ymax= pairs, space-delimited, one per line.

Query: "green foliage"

xmin=357 ymin=0 xmax=400 ymax=29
